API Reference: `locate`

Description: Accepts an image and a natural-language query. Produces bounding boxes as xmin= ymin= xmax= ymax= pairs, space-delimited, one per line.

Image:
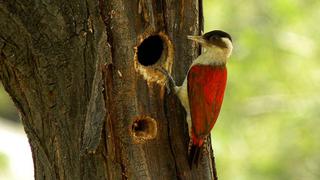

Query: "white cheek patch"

xmin=221 ymin=37 xmax=233 ymax=58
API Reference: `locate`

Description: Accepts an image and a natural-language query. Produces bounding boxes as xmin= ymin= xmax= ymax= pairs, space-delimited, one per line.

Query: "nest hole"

xmin=137 ymin=35 xmax=164 ymax=66
xmin=131 ymin=116 xmax=157 ymax=142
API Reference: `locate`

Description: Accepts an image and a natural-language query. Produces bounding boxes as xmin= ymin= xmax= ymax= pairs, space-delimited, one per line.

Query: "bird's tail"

xmin=188 ymin=137 xmax=205 ymax=169
xmin=188 ymin=144 xmax=202 ymax=169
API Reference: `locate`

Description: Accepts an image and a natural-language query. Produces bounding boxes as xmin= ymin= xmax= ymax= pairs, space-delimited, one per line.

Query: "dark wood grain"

xmin=0 ymin=0 xmax=217 ymax=179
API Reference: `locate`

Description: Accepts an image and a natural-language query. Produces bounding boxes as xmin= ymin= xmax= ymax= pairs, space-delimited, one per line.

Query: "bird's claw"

xmin=165 ymin=81 xmax=171 ymax=94
xmin=202 ymin=138 xmax=209 ymax=156
xmin=155 ymin=66 xmax=176 ymax=95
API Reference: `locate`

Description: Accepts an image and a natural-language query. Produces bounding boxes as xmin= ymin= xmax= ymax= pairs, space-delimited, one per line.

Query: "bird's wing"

xmin=187 ymin=64 xmax=227 ymax=143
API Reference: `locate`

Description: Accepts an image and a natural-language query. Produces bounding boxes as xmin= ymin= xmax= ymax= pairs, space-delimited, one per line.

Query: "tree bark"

xmin=0 ymin=0 xmax=217 ymax=179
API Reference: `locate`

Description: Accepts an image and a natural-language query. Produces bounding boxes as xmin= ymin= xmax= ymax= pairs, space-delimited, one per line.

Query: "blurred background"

xmin=1 ymin=0 xmax=320 ymax=179
xmin=0 ymin=84 xmax=33 ymax=180
xmin=204 ymin=0 xmax=320 ymax=179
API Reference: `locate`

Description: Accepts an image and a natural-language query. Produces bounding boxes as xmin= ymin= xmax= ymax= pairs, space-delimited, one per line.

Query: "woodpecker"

xmin=159 ymin=30 xmax=233 ymax=168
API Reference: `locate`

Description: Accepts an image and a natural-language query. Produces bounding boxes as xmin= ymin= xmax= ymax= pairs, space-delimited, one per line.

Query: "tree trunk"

xmin=0 ymin=0 xmax=218 ymax=179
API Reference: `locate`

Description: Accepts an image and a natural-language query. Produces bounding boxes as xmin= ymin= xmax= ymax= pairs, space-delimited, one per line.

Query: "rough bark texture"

xmin=0 ymin=0 xmax=217 ymax=179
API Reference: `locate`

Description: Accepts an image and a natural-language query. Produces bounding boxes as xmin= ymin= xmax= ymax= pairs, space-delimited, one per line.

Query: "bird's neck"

xmin=192 ymin=47 xmax=229 ymax=66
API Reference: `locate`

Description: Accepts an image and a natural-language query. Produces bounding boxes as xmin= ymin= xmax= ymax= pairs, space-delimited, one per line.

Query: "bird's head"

xmin=188 ymin=30 xmax=233 ymax=59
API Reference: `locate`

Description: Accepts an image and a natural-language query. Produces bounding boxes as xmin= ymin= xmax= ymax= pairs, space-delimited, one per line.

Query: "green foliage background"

xmin=204 ymin=0 xmax=320 ymax=179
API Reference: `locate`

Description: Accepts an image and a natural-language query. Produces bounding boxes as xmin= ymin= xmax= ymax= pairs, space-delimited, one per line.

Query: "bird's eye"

xmin=210 ymin=36 xmax=218 ymax=41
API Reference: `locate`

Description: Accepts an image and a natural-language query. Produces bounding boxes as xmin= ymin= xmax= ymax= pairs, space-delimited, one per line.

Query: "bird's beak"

xmin=187 ymin=35 xmax=207 ymax=44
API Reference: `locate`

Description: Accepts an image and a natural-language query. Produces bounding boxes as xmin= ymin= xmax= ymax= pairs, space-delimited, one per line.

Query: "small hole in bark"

xmin=137 ymin=35 xmax=164 ymax=66
xmin=131 ymin=116 xmax=157 ymax=142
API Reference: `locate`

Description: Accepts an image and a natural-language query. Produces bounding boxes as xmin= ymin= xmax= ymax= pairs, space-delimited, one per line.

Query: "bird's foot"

xmin=155 ymin=67 xmax=176 ymax=94
xmin=202 ymin=138 xmax=209 ymax=156
xmin=188 ymin=138 xmax=193 ymax=153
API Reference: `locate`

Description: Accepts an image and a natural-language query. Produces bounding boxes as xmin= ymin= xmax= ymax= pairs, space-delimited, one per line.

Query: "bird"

xmin=159 ymin=30 xmax=233 ymax=168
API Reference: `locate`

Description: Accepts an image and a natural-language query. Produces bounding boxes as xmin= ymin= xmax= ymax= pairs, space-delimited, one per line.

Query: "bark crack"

xmin=164 ymin=99 xmax=180 ymax=179
xmin=98 ymin=0 xmax=114 ymax=65
xmin=209 ymin=137 xmax=218 ymax=180
xmin=161 ymin=0 xmax=168 ymax=32
xmin=83 ymin=0 xmax=90 ymax=100
xmin=198 ymin=0 xmax=204 ymax=34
